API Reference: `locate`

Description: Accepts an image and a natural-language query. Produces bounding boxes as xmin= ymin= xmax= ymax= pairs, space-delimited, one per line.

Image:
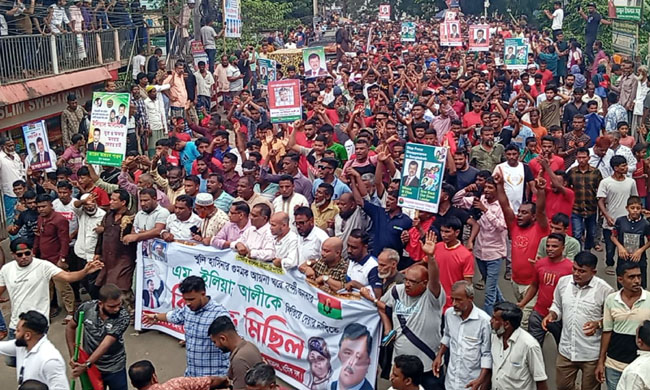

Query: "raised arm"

xmin=421 ymin=231 xmax=442 ymax=297
xmin=493 ymin=169 xmax=516 ymax=223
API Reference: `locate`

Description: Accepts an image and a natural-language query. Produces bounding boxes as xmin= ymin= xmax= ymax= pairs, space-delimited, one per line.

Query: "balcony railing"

xmin=0 ymin=28 xmax=137 ymax=85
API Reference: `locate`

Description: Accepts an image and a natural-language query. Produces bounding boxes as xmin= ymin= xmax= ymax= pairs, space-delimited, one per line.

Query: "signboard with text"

xmin=87 ymin=92 xmax=129 ymax=167
xmin=468 ymin=24 xmax=490 ymax=51
xmin=22 ymin=120 xmax=52 ymax=171
xmin=224 ymin=0 xmax=242 ymax=37
xmin=612 ymin=20 xmax=638 ymax=56
xmin=504 ymin=38 xmax=528 ymax=70
xmin=135 ymin=241 xmax=382 ymax=390
xmin=378 ymin=4 xmax=390 ymax=20
xmin=609 ymin=0 xmax=642 ymax=21
xmin=268 ymin=79 xmax=302 ymax=123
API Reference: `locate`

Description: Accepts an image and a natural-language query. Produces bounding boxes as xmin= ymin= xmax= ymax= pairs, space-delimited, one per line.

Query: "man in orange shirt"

xmin=164 ymin=60 xmax=188 ymax=119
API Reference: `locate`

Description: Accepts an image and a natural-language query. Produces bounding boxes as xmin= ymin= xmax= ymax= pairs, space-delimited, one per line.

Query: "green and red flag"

xmin=317 ymin=292 xmax=342 ymax=320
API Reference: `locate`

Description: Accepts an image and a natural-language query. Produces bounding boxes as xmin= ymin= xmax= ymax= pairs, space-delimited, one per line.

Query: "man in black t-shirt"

xmin=579 ymin=3 xmax=611 ymax=66
xmin=7 ymin=191 xmax=38 ymax=245
xmin=611 ymin=196 xmax=650 ymax=288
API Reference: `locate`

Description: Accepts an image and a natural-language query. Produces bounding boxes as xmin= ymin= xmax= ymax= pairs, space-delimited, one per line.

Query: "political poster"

xmin=469 ymin=24 xmax=490 ymax=51
xmin=400 ymin=22 xmax=416 ymax=42
xmin=444 ymin=10 xmax=457 ymax=21
xmin=609 ymin=0 xmax=642 ymax=21
xmin=439 ymin=22 xmax=450 ymax=46
xmin=135 ymin=241 xmax=382 ymax=390
xmin=268 ymin=79 xmax=302 ymax=123
xmin=150 ymin=36 xmax=167 ymax=55
xmin=257 ymin=58 xmax=277 ymax=90
xmin=224 ymin=0 xmax=242 ymax=38
xmin=398 ymin=143 xmax=447 ymax=213
xmin=446 ymin=21 xmax=462 ymax=46
xmin=303 ymin=46 xmax=328 ymax=79
xmin=378 ymin=4 xmax=390 ymax=21
xmin=22 ymin=120 xmax=52 ymax=171
xmin=87 ymin=92 xmax=130 ymax=167
xmin=504 ymin=38 xmax=528 ymax=70
xmin=191 ymin=40 xmax=208 ymax=70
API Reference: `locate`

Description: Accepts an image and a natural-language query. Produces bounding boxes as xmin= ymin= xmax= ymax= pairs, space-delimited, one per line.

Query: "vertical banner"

xmin=22 ymin=120 xmax=52 ymax=171
xmin=468 ymin=24 xmax=490 ymax=51
xmin=503 ymin=38 xmax=528 ymax=70
xmin=398 ymin=143 xmax=447 ymax=213
xmin=439 ymin=23 xmax=449 ymax=46
xmin=378 ymin=4 xmax=390 ymax=21
xmin=224 ymin=0 xmax=241 ymax=38
xmin=302 ymin=47 xmax=328 ymax=78
xmin=87 ymin=92 xmax=130 ymax=167
xmin=609 ymin=0 xmax=642 ymax=21
xmin=135 ymin=241 xmax=382 ymax=390
xmin=400 ymin=22 xmax=416 ymax=42
xmin=446 ymin=21 xmax=462 ymax=46
xmin=268 ymin=79 xmax=302 ymax=123
xmin=257 ymin=58 xmax=277 ymax=90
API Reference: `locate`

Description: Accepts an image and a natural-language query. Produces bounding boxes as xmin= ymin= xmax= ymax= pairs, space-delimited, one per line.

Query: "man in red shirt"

xmin=495 ymin=170 xmax=549 ymax=329
xmin=432 ymin=217 xmax=474 ymax=311
xmin=33 ymin=193 xmax=75 ymax=320
xmin=529 ymin=136 xmax=565 ymax=191
xmin=538 ymin=157 xmax=576 ymax=235
xmin=516 ymin=233 xmax=573 ymax=346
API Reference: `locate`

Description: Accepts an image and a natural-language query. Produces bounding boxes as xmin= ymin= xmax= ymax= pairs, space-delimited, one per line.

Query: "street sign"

xmin=609 ymin=0 xmax=642 ymax=21
xmin=612 ymin=20 xmax=638 ymax=56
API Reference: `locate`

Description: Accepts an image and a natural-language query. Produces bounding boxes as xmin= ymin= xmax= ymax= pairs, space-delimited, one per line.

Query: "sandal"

xmin=594 ymin=244 xmax=603 ymax=252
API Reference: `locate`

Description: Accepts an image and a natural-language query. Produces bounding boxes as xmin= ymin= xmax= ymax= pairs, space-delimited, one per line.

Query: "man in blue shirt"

xmin=312 ymin=157 xmax=351 ymax=200
xmin=584 ymin=100 xmax=605 ymax=147
xmin=171 ymin=136 xmax=200 ymax=174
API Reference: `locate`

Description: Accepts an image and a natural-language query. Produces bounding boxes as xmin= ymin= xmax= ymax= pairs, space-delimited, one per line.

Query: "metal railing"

xmin=0 ymin=28 xmax=136 ymax=85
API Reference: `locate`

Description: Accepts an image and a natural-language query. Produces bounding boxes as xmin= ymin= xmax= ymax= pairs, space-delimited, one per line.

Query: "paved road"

xmin=0 ymin=247 xmax=617 ymax=389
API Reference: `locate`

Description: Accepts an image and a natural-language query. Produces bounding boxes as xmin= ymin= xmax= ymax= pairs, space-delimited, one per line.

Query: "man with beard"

xmin=208 ymin=316 xmax=263 ymax=390
xmin=294 ymin=206 xmax=330 ymax=267
xmin=65 ymin=284 xmax=131 ymax=390
xmin=121 ymin=188 xmax=170 ymax=245
xmin=192 ymin=193 xmax=229 ymax=242
xmin=334 ymin=193 xmax=371 ymax=257
xmin=73 ymin=193 xmax=107 ymax=299
xmin=7 ymin=190 xmax=38 ymax=245
xmin=272 ymin=175 xmax=309 ymax=230
xmin=311 ymin=182 xmax=340 ymax=231
xmin=469 ymin=126 xmax=505 ymax=172
xmin=143 ymin=276 xmax=230 ymax=376
xmin=433 ymin=281 xmax=492 ymax=390
xmin=151 ymin=164 xmax=186 ymax=210
xmin=220 ymin=153 xmax=241 ymax=197
xmin=490 ymin=302 xmax=548 ymax=390
xmin=207 ymin=173 xmax=235 ymax=213
xmin=0 ymin=311 xmax=67 ymax=390
xmin=0 ymin=239 xmax=103 ymax=366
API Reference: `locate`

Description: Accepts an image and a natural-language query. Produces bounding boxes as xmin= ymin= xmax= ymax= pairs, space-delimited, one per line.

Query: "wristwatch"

xmin=323 ymin=275 xmax=330 ymax=283
xmin=85 ymin=361 xmax=92 ymax=369
xmin=306 ymin=261 xmax=313 ymax=267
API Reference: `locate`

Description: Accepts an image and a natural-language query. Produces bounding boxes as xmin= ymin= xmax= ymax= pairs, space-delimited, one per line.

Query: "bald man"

xmin=299 ymin=237 xmax=349 ymax=292
xmin=270 ymin=212 xmax=300 ymax=269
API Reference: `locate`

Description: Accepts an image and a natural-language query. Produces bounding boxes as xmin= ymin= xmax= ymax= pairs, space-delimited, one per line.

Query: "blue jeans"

xmin=605 ymin=366 xmax=622 ymax=390
xmin=572 ymin=213 xmax=597 ymax=250
xmin=102 ymin=368 xmax=128 ymax=390
xmin=196 ymin=95 xmax=211 ymax=112
xmin=3 ymin=194 xmax=17 ymax=226
xmin=0 ymin=311 xmax=6 ymax=332
xmin=205 ymin=48 xmax=216 ymax=73
xmin=477 ymin=258 xmax=504 ymax=315
xmin=5 ymin=328 xmax=15 ymax=367
xmin=603 ymin=229 xmax=616 ymax=267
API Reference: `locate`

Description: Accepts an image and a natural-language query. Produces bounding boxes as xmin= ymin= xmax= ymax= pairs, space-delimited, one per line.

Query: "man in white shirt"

xmin=493 ymin=145 xmax=535 ymax=213
xmin=0 ymin=138 xmax=26 ymax=225
xmin=293 ymin=206 xmax=329 ymax=266
xmin=542 ymin=251 xmax=614 ymax=390
xmin=270 ymin=212 xmax=299 ymax=269
xmin=144 ymin=84 xmax=171 ymax=154
xmin=433 ymin=281 xmax=492 ymax=390
xmin=490 ymin=301 xmax=548 ymax=390
xmin=73 ymin=193 xmax=106 ymax=265
xmin=47 ymin=0 xmax=70 ymax=34
xmin=617 ymin=320 xmax=650 ymax=390
xmin=231 ymin=203 xmax=275 ymax=261
xmin=122 ymin=188 xmax=169 ymax=245
xmin=0 ymin=239 xmax=103 ymax=348
xmin=132 ymin=47 xmax=147 ymax=81
xmin=272 ymin=175 xmax=308 ymax=231
xmin=0 ymin=311 xmax=67 ymax=390
xmin=160 ymin=195 xmax=202 ymax=242
xmin=194 ymin=61 xmax=215 ymax=112
xmin=544 ymin=1 xmax=564 ymax=38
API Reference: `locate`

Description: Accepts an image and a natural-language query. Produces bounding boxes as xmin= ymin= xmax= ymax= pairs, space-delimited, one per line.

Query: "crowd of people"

xmin=2 ymin=2 xmax=650 ymax=390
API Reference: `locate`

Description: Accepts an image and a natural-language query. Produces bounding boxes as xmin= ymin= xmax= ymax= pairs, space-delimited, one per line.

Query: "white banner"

xmin=135 ymin=240 xmax=382 ymax=390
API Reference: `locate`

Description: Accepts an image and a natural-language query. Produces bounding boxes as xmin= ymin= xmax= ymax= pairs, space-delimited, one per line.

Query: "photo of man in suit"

xmin=505 ymin=46 xmax=516 ymax=60
xmin=449 ymin=23 xmax=460 ymax=39
xmin=35 ymin=137 xmax=51 ymax=164
xmin=473 ymin=29 xmax=487 ymax=44
xmin=117 ymin=104 xmax=128 ymax=125
xmin=142 ymin=279 xmax=164 ymax=308
xmin=87 ymin=128 xmax=106 ymax=152
xmin=330 ymin=323 xmax=373 ymax=390
xmin=402 ymin=160 xmax=420 ymax=187
xmin=275 ymin=87 xmax=294 ymax=107
xmin=304 ymin=52 xmax=329 ymax=78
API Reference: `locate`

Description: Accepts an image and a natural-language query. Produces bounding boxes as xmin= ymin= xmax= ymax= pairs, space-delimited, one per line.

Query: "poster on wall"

xmin=398 ymin=143 xmax=447 ymax=213
xmin=609 ymin=0 xmax=642 ymax=21
xmin=22 ymin=120 xmax=52 ymax=171
xmin=135 ymin=241 xmax=382 ymax=390
xmin=87 ymin=92 xmax=130 ymax=167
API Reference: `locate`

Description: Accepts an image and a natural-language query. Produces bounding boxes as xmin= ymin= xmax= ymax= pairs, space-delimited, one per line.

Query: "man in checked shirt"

xmin=142 ymin=276 xmax=230 ymax=376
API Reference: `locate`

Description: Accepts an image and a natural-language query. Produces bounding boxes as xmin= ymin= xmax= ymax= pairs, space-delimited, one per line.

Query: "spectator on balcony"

xmin=31 ymin=0 xmax=49 ymax=34
xmin=69 ymin=0 xmax=83 ymax=32
xmin=80 ymin=0 xmax=92 ymax=30
xmin=10 ymin=0 xmax=35 ymax=35
xmin=61 ymin=93 xmax=86 ymax=148
xmin=46 ymin=0 xmax=70 ymax=33
xmin=131 ymin=0 xmax=147 ymax=50
xmin=146 ymin=47 xmax=162 ymax=74
xmin=93 ymin=0 xmax=111 ymax=29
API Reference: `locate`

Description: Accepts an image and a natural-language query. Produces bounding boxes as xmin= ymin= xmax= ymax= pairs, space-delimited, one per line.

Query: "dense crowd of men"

xmin=2 ymin=2 xmax=650 ymax=390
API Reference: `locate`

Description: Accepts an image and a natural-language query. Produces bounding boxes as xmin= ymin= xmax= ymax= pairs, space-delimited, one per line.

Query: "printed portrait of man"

xmin=330 ymin=323 xmax=373 ymax=390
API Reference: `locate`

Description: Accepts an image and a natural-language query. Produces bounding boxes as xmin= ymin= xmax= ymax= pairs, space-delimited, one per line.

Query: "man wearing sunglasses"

xmin=0 ymin=238 xmax=103 ymax=366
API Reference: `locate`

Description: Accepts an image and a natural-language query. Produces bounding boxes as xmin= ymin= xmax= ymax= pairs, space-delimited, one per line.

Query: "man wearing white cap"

xmin=191 ymin=193 xmax=228 ymax=243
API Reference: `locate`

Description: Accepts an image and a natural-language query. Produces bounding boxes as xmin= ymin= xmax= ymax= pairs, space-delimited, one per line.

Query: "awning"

xmin=0 ymin=67 xmax=112 ymax=107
